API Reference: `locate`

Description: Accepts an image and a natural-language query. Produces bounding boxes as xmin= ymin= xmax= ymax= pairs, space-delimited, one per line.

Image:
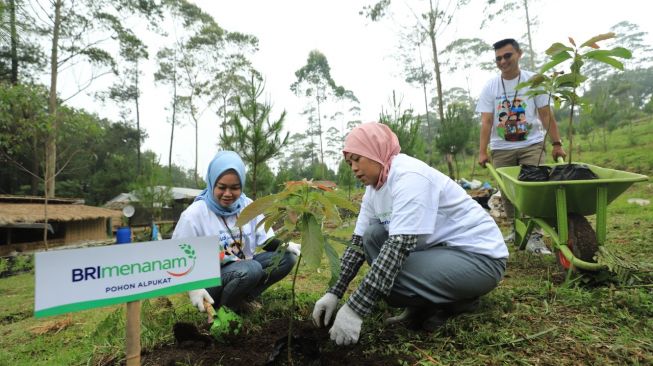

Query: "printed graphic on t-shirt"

xmin=218 ymin=227 xmax=245 ymax=264
xmin=496 ymin=97 xmax=532 ymax=141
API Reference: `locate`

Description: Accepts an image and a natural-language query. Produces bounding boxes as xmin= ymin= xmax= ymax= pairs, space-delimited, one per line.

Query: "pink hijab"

xmin=343 ymin=122 xmax=401 ymax=190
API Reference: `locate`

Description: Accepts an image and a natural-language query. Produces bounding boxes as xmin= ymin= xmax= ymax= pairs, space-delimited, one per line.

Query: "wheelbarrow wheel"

xmin=556 ymin=213 xmax=599 ymax=273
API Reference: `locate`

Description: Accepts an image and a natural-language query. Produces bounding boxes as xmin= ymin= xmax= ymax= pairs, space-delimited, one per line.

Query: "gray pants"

xmin=206 ymin=251 xmax=297 ymax=308
xmin=363 ymin=223 xmax=506 ymax=308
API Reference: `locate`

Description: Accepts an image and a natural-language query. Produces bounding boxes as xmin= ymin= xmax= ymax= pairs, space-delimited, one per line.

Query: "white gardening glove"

xmin=188 ymin=289 xmax=214 ymax=312
xmin=329 ymin=303 xmax=363 ymax=346
xmin=312 ymin=292 xmax=339 ymax=327
xmin=287 ymin=241 xmax=301 ymax=256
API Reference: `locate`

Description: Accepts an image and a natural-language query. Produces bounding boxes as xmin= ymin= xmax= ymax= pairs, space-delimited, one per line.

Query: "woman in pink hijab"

xmin=312 ymin=122 xmax=508 ymax=346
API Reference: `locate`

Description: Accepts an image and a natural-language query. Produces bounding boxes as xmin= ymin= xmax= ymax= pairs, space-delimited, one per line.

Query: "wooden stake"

xmin=125 ymin=300 xmax=141 ymax=366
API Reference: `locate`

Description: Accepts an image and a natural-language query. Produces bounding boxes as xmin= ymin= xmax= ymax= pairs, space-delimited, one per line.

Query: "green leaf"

xmin=237 ymin=193 xmax=282 ymax=226
xmin=557 ymin=89 xmax=577 ymax=103
xmin=284 ymin=217 xmax=298 ymax=235
xmin=608 ymin=47 xmax=633 ymax=59
xmin=545 ymin=43 xmax=573 ymax=56
xmin=312 ymin=193 xmax=341 ymax=225
xmin=588 ymin=55 xmax=625 ymax=70
xmin=520 ymin=74 xmax=546 ymax=88
xmin=324 ymin=240 xmax=341 ymax=287
xmin=300 ymin=214 xmax=325 ymax=269
xmin=539 ymin=51 xmax=572 ymax=74
xmin=556 ymin=73 xmax=587 ymax=87
xmin=322 ymin=191 xmax=360 ymax=213
xmin=260 ymin=210 xmax=284 ymax=232
xmin=584 ymin=48 xmax=631 ymax=61
xmin=580 ymin=32 xmax=615 ymax=48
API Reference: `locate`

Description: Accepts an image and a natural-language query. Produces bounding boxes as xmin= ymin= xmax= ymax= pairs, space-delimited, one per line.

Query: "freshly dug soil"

xmin=141 ymin=318 xmax=412 ymax=366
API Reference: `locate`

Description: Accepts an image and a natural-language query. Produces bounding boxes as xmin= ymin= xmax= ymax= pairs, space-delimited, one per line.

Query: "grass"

xmin=1 ymin=116 xmax=652 ymax=365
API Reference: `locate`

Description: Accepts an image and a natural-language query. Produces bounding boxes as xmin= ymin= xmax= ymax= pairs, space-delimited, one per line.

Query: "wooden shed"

xmin=0 ymin=195 xmax=121 ymax=256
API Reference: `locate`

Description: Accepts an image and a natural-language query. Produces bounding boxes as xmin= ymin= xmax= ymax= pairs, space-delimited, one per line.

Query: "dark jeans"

xmin=206 ymin=250 xmax=297 ymax=308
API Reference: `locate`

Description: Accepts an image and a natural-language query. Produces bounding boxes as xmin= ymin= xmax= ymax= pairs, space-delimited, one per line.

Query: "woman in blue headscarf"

xmin=173 ymin=151 xmax=300 ymax=313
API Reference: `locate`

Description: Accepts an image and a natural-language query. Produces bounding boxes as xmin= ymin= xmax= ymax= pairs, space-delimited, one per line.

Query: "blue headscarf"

xmin=194 ymin=151 xmax=247 ymax=217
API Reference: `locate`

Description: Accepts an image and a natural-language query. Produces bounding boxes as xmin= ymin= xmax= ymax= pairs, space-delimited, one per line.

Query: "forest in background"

xmin=1 ymin=0 xmax=652 ymax=206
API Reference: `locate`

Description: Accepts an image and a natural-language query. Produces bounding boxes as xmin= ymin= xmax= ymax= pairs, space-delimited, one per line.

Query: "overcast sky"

xmin=62 ymin=0 xmax=653 ymax=177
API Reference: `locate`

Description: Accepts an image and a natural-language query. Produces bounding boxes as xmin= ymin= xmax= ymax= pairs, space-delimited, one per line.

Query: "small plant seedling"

xmin=236 ymin=179 xmax=359 ymax=364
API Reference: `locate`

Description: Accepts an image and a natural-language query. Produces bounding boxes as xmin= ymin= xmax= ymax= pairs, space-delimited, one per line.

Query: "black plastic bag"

xmin=549 ymin=163 xmax=598 ymax=181
xmin=518 ymin=165 xmax=551 ymax=181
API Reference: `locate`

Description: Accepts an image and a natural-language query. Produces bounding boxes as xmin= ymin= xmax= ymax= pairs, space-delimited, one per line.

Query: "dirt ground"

xmin=140 ymin=318 xmax=414 ymax=366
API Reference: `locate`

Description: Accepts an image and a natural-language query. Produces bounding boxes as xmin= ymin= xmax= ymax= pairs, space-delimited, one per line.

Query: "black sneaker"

xmin=420 ymin=309 xmax=449 ymax=331
xmin=441 ymin=297 xmax=480 ymax=316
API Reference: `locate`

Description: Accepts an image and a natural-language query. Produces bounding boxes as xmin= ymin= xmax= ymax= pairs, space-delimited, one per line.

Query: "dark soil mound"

xmin=141 ymin=318 xmax=411 ymax=366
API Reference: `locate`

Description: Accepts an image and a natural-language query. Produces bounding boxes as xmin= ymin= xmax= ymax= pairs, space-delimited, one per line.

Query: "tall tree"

xmin=480 ymin=0 xmax=539 ymax=70
xmin=291 ymin=50 xmax=357 ymax=175
xmin=441 ymin=38 xmax=493 ymax=97
xmin=434 ymin=102 xmax=475 ymax=179
xmin=32 ymin=0 xmax=160 ymax=197
xmin=398 ymin=28 xmax=434 ymax=145
xmin=154 ymin=46 xmax=181 ymax=176
xmin=362 ymin=0 xmax=469 ymax=131
xmin=156 ymin=0 xmax=257 ymax=180
xmin=0 ymin=82 xmax=49 ymax=194
xmin=179 ymin=19 xmax=257 ymax=185
xmin=586 ymin=21 xmax=653 ymax=80
xmin=379 ymin=91 xmax=425 ymax=160
xmin=0 ymin=0 xmax=45 ymax=84
xmin=220 ymin=75 xmax=289 ymax=198
xmin=104 ymin=28 xmax=150 ymax=176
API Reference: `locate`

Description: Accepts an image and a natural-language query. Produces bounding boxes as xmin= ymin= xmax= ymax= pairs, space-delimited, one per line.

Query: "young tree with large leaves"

xmin=220 ymin=75 xmax=289 ymax=199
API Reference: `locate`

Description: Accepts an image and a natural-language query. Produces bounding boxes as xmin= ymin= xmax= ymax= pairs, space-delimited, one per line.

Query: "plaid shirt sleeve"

xmin=346 ymin=234 xmax=418 ymax=317
xmin=327 ymin=234 xmax=365 ymax=298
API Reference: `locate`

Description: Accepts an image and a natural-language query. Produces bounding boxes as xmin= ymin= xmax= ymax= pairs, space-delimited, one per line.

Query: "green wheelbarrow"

xmin=486 ymin=161 xmax=648 ymax=273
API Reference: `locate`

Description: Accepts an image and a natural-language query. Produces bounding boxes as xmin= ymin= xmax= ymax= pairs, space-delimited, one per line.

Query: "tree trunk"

xmin=9 ymin=0 xmax=18 ymax=84
xmin=193 ymin=107 xmax=199 ymax=187
xmin=135 ymin=62 xmax=142 ymax=176
xmin=46 ymin=0 xmax=63 ymax=198
xmin=31 ymin=135 xmax=39 ymax=195
xmin=446 ymin=153 xmax=455 ymax=179
xmin=169 ymin=68 xmax=177 ymax=176
xmin=252 ymin=162 xmax=258 ymax=200
xmin=418 ymin=45 xmax=431 ymax=144
xmin=523 ymin=0 xmax=536 ymax=70
xmin=427 ymin=0 xmax=445 ymax=125
xmin=316 ymin=93 xmax=325 ymax=178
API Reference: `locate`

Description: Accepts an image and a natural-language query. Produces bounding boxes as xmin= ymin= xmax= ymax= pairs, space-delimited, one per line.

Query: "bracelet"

xmin=551 ymin=141 xmax=562 ymax=146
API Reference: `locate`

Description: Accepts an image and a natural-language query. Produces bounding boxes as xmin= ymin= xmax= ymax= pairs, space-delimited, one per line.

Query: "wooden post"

xmin=125 ymin=300 xmax=141 ymax=366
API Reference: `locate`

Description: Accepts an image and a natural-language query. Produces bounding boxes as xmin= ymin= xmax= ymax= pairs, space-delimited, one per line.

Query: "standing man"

xmin=477 ymin=38 xmax=566 ymax=254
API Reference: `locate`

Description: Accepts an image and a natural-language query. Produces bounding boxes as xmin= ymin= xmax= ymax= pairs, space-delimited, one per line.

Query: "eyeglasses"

xmin=495 ymin=53 xmax=513 ymax=62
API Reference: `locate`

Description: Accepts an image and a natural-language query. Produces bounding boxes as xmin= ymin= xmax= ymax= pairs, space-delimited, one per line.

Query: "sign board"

xmin=35 ymin=236 xmax=220 ymax=318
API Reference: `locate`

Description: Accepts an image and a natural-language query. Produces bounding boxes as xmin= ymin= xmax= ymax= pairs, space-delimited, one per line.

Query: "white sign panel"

xmin=35 ymin=236 xmax=220 ymax=318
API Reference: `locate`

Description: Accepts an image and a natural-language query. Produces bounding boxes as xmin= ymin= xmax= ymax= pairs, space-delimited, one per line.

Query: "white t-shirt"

xmin=353 ymin=154 xmax=508 ymax=259
xmin=172 ymin=197 xmax=272 ymax=260
xmin=476 ymin=70 xmax=549 ymax=151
